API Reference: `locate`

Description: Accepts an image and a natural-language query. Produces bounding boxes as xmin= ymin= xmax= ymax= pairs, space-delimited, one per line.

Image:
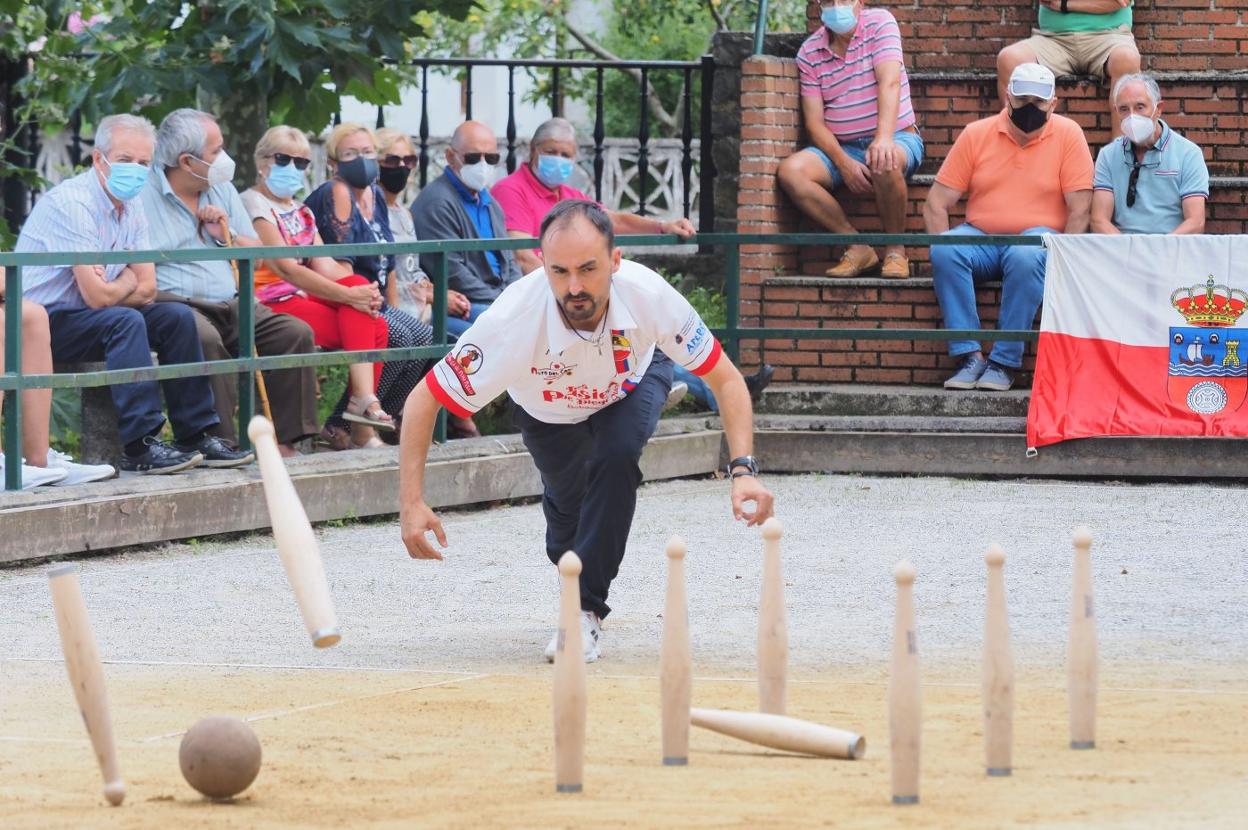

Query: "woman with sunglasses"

xmin=304 ymin=123 xmax=441 ymax=446
xmin=242 ymin=125 xmax=393 ymax=449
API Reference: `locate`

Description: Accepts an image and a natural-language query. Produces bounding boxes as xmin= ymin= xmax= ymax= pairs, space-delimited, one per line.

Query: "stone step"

xmin=755 ymin=384 xmax=1030 ymax=419
xmin=755 ymin=413 xmax=1025 ymax=434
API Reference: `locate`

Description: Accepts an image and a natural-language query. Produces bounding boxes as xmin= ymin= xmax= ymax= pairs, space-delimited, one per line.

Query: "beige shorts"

xmin=1021 ymin=27 xmax=1137 ymax=80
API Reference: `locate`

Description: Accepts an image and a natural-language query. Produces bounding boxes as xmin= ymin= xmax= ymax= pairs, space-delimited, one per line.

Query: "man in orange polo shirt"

xmin=923 ymin=63 xmax=1093 ymax=392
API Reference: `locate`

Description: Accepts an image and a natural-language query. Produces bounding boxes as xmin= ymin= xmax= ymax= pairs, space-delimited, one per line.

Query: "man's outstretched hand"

xmin=731 ymin=476 xmax=775 ymax=527
xmin=402 ymin=500 xmax=448 ymax=560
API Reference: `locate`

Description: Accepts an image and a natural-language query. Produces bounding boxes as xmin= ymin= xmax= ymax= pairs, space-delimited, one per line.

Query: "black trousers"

xmin=515 ymin=352 xmax=674 ymax=619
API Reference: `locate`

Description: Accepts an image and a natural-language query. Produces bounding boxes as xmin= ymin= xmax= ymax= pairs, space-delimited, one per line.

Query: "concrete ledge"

xmin=757 ymin=384 xmax=1030 ymax=418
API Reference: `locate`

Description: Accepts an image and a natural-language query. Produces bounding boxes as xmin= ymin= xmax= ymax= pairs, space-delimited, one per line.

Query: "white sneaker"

xmin=544 ymin=610 xmax=602 ymax=664
xmin=663 ymin=381 xmax=688 ymax=412
xmin=44 ymin=449 xmax=116 ymax=486
xmin=0 ymin=457 xmax=68 ymax=489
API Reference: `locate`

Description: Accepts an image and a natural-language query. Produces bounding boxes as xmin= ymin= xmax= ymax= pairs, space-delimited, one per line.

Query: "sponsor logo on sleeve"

xmin=444 ymin=343 xmax=483 ymax=395
xmin=685 ymin=325 xmax=707 ymax=355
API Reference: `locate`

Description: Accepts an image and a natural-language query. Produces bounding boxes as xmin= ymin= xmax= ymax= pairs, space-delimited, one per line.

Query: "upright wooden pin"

xmin=889 ymin=560 xmax=920 ymax=806
xmin=248 ymin=415 xmax=341 ymax=648
xmin=48 ymin=565 xmax=126 ymax=806
xmin=758 ymin=517 xmax=787 ymax=715
xmin=660 ymin=536 xmax=691 ymax=766
xmin=983 ymin=544 xmax=1014 ymax=776
xmin=1068 ymin=526 xmax=1097 ymax=750
xmin=553 ymin=551 xmax=587 ymax=793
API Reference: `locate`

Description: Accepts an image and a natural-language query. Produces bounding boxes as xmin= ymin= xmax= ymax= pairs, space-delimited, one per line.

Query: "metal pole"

xmin=637 ymin=68 xmax=651 ymax=217
xmin=419 ymin=65 xmax=430 ymax=188
xmin=236 ymin=257 xmax=256 ymax=452
xmin=430 ymin=252 xmax=448 ymax=444
xmin=698 ymin=55 xmax=717 ymax=236
xmin=3 ymin=265 xmax=22 ymax=491
xmin=724 ymin=242 xmax=740 ymax=364
xmin=753 ymin=0 xmax=771 ymax=56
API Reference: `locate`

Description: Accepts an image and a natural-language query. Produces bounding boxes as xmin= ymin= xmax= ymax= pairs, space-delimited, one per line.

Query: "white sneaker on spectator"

xmin=543 ymin=610 xmax=602 ymax=664
xmin=663 ymin=381 xmax=688 ymax=412
xmin=44 ymin=449 xmax=116 ymax=486
xmin=0 ymin=457 xmax=68 ymax=489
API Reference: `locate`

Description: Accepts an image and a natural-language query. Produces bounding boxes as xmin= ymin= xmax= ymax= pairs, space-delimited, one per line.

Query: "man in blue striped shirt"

xmin=17 ymin=114 xmax=251 ymax=473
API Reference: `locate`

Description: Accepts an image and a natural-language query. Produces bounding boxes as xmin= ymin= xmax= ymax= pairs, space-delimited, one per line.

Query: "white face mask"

xmin=457 ymin=159 xmax=495 ymax=192
xmin=190 ymin=149 xmax=236 ymax=187
xmin=1121 ymin=112 xmax=1157 ymax=146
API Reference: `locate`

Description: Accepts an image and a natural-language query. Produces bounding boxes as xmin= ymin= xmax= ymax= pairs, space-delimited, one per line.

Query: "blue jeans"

xmin=46 ymin=303 xmax=220 ymax=445
xmin=929 ymin=224 xmax=1053 ymax=369
xmin=803 ymin=129 xmax=925 ymax=188
xmin=445 ymin=302 xmax=491 ymax=339
xmin=513 ymin=352 xmax=674 ymax=619
xmin=673 ymin=364 xmax=717 ymax=413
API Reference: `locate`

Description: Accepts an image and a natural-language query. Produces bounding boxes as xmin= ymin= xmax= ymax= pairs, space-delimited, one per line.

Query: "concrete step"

xmin=755 ymin=413 xmax=1025 ymax=434
xmin=756 ymin=384 xmax=1030 ymax=419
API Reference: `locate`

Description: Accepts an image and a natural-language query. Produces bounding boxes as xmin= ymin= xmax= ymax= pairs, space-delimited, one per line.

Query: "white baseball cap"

xmin=1008 ymin=63 xmax=1056 ymax=101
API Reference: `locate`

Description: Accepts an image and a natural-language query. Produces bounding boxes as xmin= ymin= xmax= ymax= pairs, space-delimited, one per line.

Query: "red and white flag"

xmin=1028 ymin=234 xmax=1248 ymax=448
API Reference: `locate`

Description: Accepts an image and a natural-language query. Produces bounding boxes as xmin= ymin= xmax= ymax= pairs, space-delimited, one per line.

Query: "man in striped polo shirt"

xmin=777 ymin=0 xmax=924 ymax=279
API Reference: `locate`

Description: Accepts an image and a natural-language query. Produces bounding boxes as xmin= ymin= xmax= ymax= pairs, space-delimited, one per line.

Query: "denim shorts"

xmin=804 ymin=130 xmax=925 ymax=189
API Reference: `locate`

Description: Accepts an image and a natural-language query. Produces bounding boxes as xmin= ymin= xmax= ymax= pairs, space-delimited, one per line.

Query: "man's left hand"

xmin=661 ymin=218 xmax=697 ymax=239
xmin=866 ymin=138 xmax=903 ymax=174
xmin=198 ymin=205 xmax=230 ymax=242
xmin=731 ymin=475 xmax=774 ymax=527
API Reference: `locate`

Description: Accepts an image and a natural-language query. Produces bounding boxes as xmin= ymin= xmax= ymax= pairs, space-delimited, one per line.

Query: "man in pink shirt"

xmin=777 ymin=0 xmax=924 ymax=279
xmin=491 ymin=118 xmax=695 ymax=275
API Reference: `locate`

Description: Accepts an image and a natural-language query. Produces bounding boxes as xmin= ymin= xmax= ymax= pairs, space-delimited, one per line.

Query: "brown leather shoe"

xmin=880 ymin=252 xmax=910 ymax=279
xmin=824 ymin=247 xmax=880 ymax=278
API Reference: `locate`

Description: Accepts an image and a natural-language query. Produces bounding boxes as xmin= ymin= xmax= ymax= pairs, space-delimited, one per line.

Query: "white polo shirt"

xmin=426 ymin=259 xmax=723 ymax=424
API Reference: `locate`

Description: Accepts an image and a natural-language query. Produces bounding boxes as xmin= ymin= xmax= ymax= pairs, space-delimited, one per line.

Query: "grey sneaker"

xmin=543 ymin=610 xmax=602 ymax=663
xmin=45 ymin=449 xmax=116 ymax=486
xmin=944 ymin=353 xmax=989 ymax=390
xmin=663 ymin=381 xmax=689 ymax=412
xmin=975 ymin=361 xmax=1016 ymax=391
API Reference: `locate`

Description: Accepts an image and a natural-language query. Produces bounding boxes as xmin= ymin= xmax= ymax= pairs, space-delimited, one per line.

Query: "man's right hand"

xmin=839 ymin=159 xmax=874 ymax=195
xmin=402 ymin=499 xmax=448 ymax=560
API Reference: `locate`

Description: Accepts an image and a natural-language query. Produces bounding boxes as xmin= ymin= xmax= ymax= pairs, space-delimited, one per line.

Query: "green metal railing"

xmin=0 ymin=232 xmax=1042 ymax=491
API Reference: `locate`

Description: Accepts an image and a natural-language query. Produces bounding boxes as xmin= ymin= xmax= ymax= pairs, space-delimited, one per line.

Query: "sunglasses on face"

xmin=1127 ymin=162 xmax=1141 ymax=208
xmin=381 ymin=154 xmax=419 ymax=169
xmin=270 ymin=152 xmax=311 ymax=170
xmin=460 ymin=152 xmax=501 ymax=165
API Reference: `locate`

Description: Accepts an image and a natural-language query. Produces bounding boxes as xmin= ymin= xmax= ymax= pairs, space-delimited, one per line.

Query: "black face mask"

xmin=338 ymin=156 xmax=379 ymax=189
xmin=378 ymin=164 xmax=412 ymax=195
xmin=1009 ymin=102 xmax=1049 ymax=134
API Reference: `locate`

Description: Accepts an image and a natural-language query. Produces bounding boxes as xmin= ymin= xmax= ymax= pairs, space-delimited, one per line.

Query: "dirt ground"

xmin=1 ymin=660 xmax=1244 ymax=829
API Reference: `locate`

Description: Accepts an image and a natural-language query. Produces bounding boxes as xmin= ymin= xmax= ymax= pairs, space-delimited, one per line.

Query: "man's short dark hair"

xmin=539 ymin=199 xmax=615 ymax=251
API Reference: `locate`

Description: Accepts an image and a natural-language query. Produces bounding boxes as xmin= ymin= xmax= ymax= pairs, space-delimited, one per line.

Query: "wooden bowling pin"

xmin=660 ymin=536 xmax=691 ymax=766
xmin=983 ymin=544 xmax=1014 ymax=776
xmin=48 ymin=565 xmax=126 ymax=806
xmin=889 ymin=560 xmax=920 ymax=805
xmin=553 ymin=551 xmax=587 ymax=793
xmin=1068 ymin=526 xmax=1097 ymax=750
xmin=757 ymin=517 xmax=787 ymax=715
xmin=690 ymin=708 xmax=865 ymax=759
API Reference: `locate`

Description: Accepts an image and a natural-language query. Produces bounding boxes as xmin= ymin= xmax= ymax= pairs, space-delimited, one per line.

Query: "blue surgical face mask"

xmin=535 ymin=154 xmax=575 ymax=187
xmin=100 ymin=156 xmax=149 ymax=202
xmin=266 ymin=161 xmax=305 ymax=199
xmin=821 ymin=5 xmax=857 ymax=34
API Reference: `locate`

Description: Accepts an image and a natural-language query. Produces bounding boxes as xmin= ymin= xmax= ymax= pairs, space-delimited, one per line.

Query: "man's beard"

xmin=560 ymin=293 xmax=599 ymax=323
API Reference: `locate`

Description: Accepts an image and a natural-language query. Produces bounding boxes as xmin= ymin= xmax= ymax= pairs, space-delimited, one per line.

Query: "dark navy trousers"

xmin=515 ymin=352 xmax=674 ymax=619
xmin=47 ymin=303 xmax=220 ymax=446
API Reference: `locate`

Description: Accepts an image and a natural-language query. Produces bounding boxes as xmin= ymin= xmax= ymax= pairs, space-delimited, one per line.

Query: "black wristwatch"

xmin=727 ymin=455 xmax=759 ymax=478
xmin=1060 ymin=0 xmax=1069 ymax=13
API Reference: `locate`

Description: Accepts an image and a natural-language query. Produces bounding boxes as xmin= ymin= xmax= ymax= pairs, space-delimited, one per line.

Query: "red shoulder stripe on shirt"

xmin=425 ymin=369 xmax=475 ymax=419
xmin=690 ymin=338 xmax=723 ymax=377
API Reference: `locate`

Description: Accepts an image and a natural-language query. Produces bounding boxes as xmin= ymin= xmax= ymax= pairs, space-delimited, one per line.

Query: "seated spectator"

xmin=923 ymin=64 xmax=1093 ymax=393
xmin=374 ymin=127 xmax=475 ymax=333
xmin=0 ymin=277 xmax=115 ymax=487
xmin=139 ymin=108 xmax=319 ymax=458
xmin=1091 ymin=73 xmax=1208 ymax=235
xmin=492 ymin=117 xmax=695 ymax=275
xmin=241 ymin=125 xmax=394 ymax=450
xmin=776 ymin=0 xmax=924 ymax=279
xmin=997 ymin=0 xmax=1140 ymax=135
xmin=492 ymin=118 xmax=771 ymax=408
xmin=17 ymin=114 xmax=249 ymax=473
xmin=409 ymin=120 xmax=521 ymax=319
xmin=304 ymin=123 xmax=446 ymax=443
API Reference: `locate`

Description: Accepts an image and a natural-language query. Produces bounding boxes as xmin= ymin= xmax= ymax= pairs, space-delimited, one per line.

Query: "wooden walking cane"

xmin=220 ymin=223 xmax=274 ymax=422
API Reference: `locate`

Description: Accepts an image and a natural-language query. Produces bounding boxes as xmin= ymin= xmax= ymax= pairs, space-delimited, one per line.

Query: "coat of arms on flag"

xmin=1167 ymin=277 xmax=1248 ymax=416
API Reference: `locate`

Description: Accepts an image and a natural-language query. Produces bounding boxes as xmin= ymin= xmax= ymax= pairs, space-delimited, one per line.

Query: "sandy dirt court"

xmin=1 ymin=474 xmax=1246 ymax=827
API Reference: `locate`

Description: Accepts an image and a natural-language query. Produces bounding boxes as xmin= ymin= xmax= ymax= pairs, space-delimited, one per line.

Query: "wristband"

xmin=1060 ymin=0 xmax=1068 ymax=13
xmin=726 ymin=455 xmax=759 ymax=477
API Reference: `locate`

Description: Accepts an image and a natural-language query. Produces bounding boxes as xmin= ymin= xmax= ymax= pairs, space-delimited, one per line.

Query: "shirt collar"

xmin=1118 ymin=120 xmax=1171 ymax=167
xmin=447 ymin=168 xmax=492 ymax=206
xmin=809 ymin=20 xmax=863 ymax=59
xmin=544 ymin=280 xmax=637 ymax=355
xmin=88 ymin=166 xmax=124 ymax=218
xmin=519 ymin=162 xmax=560 ymax=198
